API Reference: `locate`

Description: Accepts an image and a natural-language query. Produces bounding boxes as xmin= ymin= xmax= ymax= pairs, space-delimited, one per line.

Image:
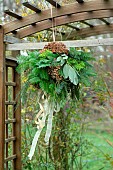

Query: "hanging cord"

xmin=51 ymin=5 xmax=56 ymax=42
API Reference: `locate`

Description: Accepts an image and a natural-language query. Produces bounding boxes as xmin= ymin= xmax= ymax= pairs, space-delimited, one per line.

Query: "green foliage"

xmin=17 ymin=47 xmax=96 ymax=105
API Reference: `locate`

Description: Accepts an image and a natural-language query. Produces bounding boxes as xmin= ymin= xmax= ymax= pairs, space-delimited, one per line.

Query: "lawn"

xmin=83 ymin=129 xmax=113 ymax=170
xmin=21 ymin=121 xmax=113 ymax=170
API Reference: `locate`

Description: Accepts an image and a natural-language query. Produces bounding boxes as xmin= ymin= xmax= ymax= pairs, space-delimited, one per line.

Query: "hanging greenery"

xmin=16 ymin=42 xmax=96 ymax=160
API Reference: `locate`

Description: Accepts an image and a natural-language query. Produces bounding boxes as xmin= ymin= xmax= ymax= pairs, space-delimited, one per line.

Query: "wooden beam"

xmin=0 ymin=28 xmax=5 ymax=170
xmin=4 ymin=35 xmax=28 ymax=43
xmin=80 ymin=21 xmax=94 ymax=27
xmin=56 ymin=24 xmax=113 ymax=40
xmin=4 ymin=10 xmax=22 ymax=19
xmin=6 ymin=38 xmax=113 ymax=50
xmin=99 ymin=18 xmax=110 ymax=25
xmin=3 ymin=0 xmax=113 ymax=34
xmin=17 ymin=9 xmax=113 ymax=38
xmin=76 ymin=24 xmax=113 ymax=37
xmin=4 ymin=35 xmax=22 ymax=43
xmin=23 ymin=2 xmax=41 ymax=13
xmin=65 ymin=24 xmax=80 ymax=31
xmin=45 ymin=0 xmax=61 ymax=8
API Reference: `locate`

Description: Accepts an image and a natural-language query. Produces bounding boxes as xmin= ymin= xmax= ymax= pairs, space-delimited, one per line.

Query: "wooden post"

xmin=0 ymin=28 xmax=5 ymax=170
xmin=12 ymin=51 xmax=21 ymax=170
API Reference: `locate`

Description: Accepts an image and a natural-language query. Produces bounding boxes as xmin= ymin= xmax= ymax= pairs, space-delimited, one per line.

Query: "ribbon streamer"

xmin=44 ymin=102 xmax=54 ymax=144
xmin=28 ymin=99 xmax=49 ymax=160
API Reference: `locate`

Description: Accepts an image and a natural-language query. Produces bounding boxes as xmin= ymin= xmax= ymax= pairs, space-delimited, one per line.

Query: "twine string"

xmin=50 ymin=5 xmax=56 ymax=42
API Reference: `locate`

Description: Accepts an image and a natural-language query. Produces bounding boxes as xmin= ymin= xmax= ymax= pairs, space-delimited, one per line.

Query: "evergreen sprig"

xmin=16 ymin=47 xmax=96 ymax=106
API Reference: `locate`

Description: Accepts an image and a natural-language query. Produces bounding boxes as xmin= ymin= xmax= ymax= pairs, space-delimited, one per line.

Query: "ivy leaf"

xmin=63 ymin=64 xmax=78 ymax=85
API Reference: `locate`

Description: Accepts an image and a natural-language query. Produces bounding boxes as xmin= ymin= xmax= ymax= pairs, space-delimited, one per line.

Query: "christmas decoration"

xmin=16 ymin=42 xmax=96 ymax=159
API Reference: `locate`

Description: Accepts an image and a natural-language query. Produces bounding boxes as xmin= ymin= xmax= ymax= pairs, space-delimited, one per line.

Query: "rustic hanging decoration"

xmin=16 ymin=41 xmax=96 ymax=159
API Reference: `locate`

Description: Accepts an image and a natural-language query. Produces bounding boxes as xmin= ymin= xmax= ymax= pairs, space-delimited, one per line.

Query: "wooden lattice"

xmin=4 ymin=57 xmax=21 ymax=170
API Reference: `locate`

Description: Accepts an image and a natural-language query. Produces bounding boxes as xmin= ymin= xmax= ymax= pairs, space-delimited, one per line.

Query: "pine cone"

xmin=43 ymin=42 xmax=68 ymax=55
xmin=48 ymin=66 xmax=62 ymax=81
xmin=42 ymin=42 xmax=68 ymax=81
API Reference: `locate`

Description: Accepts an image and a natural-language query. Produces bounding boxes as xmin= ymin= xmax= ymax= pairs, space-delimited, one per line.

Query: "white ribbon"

xmin=28 ymin=98 xmax=60 ymax=159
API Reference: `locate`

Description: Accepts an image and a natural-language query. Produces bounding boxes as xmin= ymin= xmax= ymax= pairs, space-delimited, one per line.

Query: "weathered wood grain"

xmin=0 ymin=28 xmax=5 ymax=170
xmin=6 ymin=38 xmax=113 ymax=50
xmin=12 ymin=51 xmax=22 ymax=170
xmin=17 ymin=9 xmax=113 ymax=38
xmin=3 ymin=0 xmax=113 ymax=34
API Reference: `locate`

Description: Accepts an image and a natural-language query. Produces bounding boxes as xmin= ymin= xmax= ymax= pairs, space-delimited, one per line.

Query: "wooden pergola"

xmin=0 ymin=0 xmax=113 ymax=169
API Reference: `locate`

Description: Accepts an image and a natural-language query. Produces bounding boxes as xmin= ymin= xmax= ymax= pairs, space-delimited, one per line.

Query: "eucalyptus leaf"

xmin=57 ymin=56 xmax=62 ymax=62
xmin=57 ymin=55 xmax=68 ymax=66
xmin=63 ymin=64 xmax=78 ymax=85
xmin=63 ymin=64 xmax=70 ymax=79
xmin=68 ymin=66 xmax=78 ymax=85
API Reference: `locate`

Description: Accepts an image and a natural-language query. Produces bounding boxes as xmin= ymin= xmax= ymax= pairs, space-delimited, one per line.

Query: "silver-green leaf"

xmin=63 ymin=64 xmax=78 ymax=85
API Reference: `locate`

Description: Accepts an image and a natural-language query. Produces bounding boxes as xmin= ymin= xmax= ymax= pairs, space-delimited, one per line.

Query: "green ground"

xmin=83 ymin=129 xmax=113 ymax=170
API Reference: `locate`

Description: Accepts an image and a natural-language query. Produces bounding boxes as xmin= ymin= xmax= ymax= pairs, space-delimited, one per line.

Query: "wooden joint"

xmin=76 ymin=0 xmax=84 ymax=3
xmin=5 ymin=82 xmax=16 ymax=86
xmin=46 ymin=0 xmax=61 ymax=8
xmin=5 ymin=137 xmax=16 ymax=143
xmin=100 ymin=18 xmax=110 ymax=25
xmin=4 ymin=155 xmax=17 ymax=163
xmin=5 ymin=101 xmax=16 ymax=105
xmin=31 ymin=23 xmax=37 ymax=26
xmin=66 ymin=24 xmax=80 ymax=31
xmin=81 ymin=21 xmax=94 ymax=27
xmin=48 ymin=28 xmax=65 ymax=35
xmin=4 ymin=10 xmax=22 ymax=20
xmin=12 ymin=30 xmax=17 ymax=34
xmin=23 ymin=2 xmax=41 ymax=13
xmin=5 ymin=119 xmax=16 ymax=124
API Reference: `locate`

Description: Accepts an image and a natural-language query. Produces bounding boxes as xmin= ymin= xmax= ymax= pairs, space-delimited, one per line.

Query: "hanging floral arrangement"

xmin=16 ymin=42 xmax=96 ymax=159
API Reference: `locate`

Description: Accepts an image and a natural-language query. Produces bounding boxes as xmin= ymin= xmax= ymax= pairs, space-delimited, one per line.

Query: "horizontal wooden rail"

xmin=4 ymin=155 xmax=17 ymax=163
xmin=5 ymin=101 xmax=16 ymax=105
xmin=5 ymin=137 xmax=16 ymax=143
xmin=6 ymin=38 xmax=113 ymax=50
xmin=6 ymin=57 xmax=17 ymax=62
xmin=4 ymin=35 xmax=27 ymax=43
xmin=5 ymin=119 xmax=16 ymax=124
xmin=5 ymin=57 xmax=17 ymax=67
xmin=5 ymin=82 xmax=16 ymax=86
